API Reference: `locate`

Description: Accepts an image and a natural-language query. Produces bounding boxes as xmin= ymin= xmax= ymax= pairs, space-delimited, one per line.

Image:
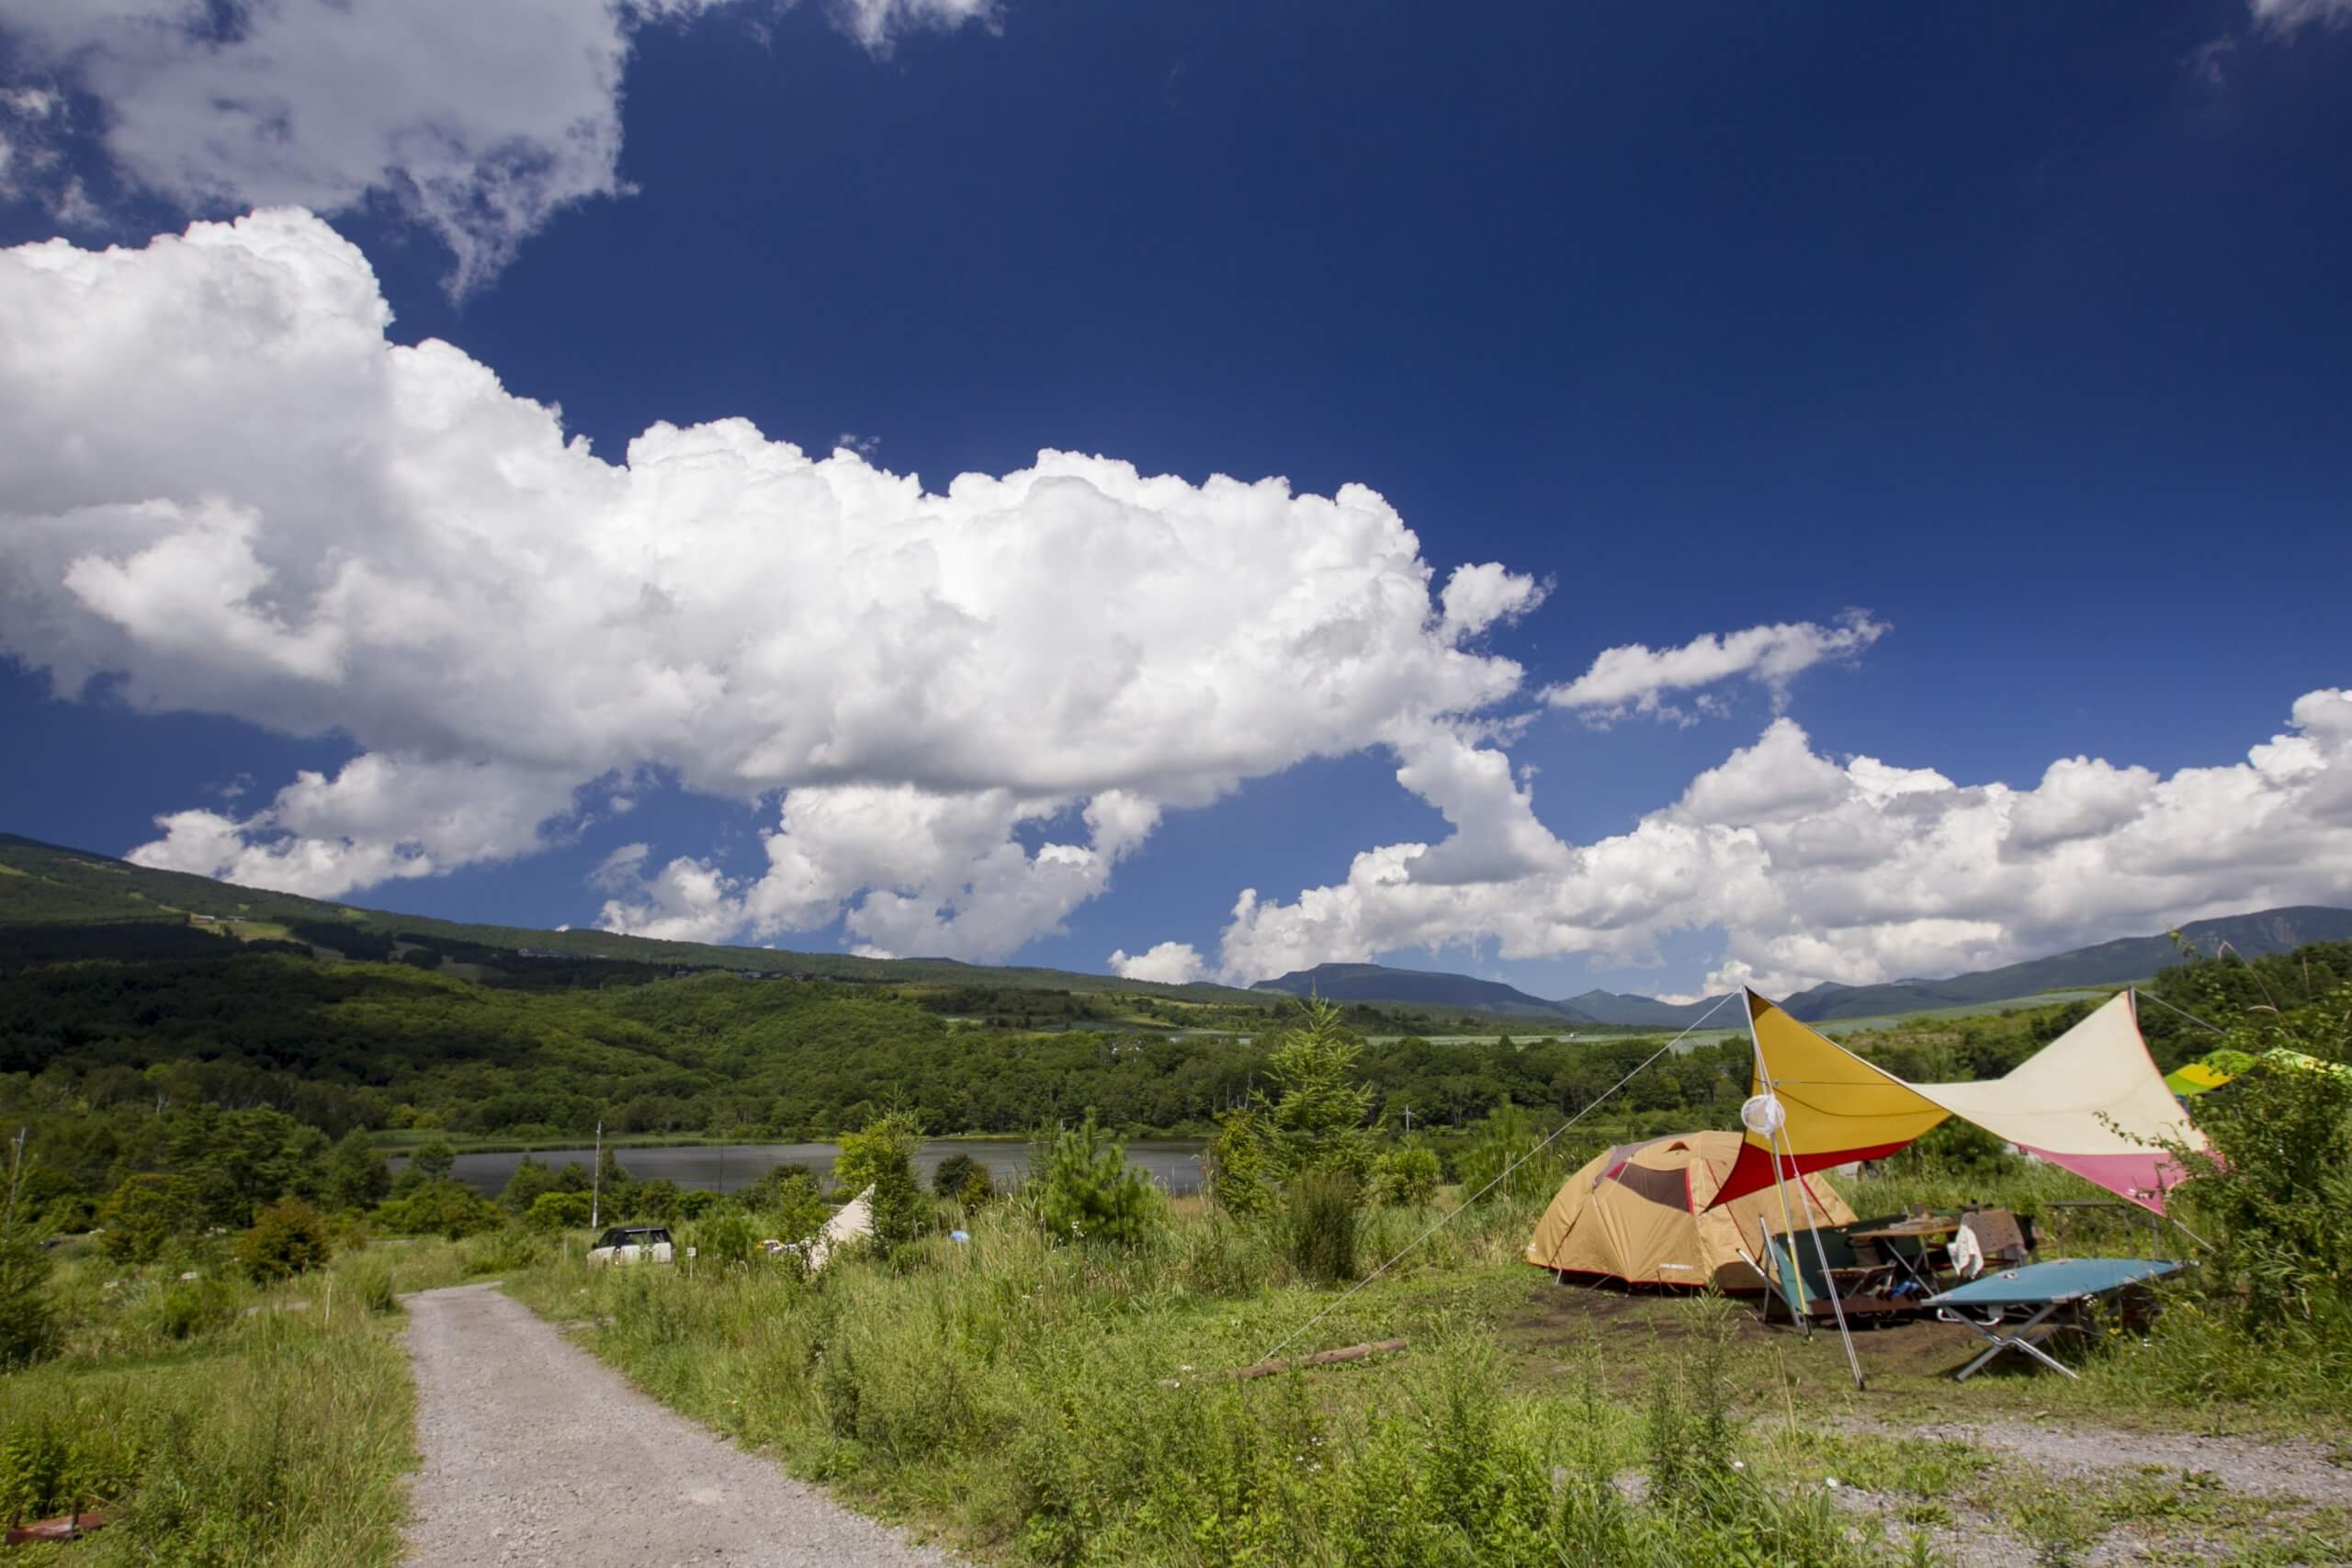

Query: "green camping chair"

xmin=1760 ymin=1225 xmax=1911 ymax=1322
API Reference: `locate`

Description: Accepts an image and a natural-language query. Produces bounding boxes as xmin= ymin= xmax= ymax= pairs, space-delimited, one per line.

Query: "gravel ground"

xmin=402 ymin=1282 xmax=959 ymax=1567
xmin=1839 ymin=1415 xmax=2352 ymax=1504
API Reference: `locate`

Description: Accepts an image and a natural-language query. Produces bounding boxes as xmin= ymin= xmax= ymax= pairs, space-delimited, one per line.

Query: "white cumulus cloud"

xmin=129 ymin=754 xmax=584 ymax=897
xmin=1106 ymin=941 xmax=1207 ymax=986
xmin=0 ymin=0 xmax=995 ymax=292
xmin=1208 ymin=688 xmax=2352 ymax=995
xmin=1544 ymin=611 xmax=1888 ymax=725
xmin=0 ymin=209 xmax=1541 ymax=962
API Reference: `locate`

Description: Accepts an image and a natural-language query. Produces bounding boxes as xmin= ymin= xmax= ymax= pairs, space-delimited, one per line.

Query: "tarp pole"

xmin=1746 ymin=990 xmax=1862 ymax=1384
xmin=1781 ymin=1114 xmax=1866 ymax=1391
xmin=1747 ymin=992 xmax=1812 ymax=1337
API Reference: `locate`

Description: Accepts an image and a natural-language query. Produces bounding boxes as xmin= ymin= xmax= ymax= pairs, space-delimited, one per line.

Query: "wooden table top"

xmin=1849 ymin=1219 xmax=1963 ymax=1241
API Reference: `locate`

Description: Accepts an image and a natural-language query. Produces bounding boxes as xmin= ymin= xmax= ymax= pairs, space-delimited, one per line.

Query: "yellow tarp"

xmin=1710 ymin=989 xmax=1950 ymax=1208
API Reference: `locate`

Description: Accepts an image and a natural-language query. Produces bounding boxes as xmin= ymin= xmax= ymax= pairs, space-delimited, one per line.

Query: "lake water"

xmin=424 ymin=1139 xmax=1208 ymax=1198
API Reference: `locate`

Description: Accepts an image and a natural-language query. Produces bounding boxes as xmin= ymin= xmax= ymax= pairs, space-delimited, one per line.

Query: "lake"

xmin=422 ymin=1139 xmax=1208 ymax=1198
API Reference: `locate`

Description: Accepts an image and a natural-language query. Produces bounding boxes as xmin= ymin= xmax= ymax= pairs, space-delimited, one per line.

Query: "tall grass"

xmin=505 ymin=1198 xmax=1924 ymax=1565
xmin=0 ymin=1234 xmax=483 ymax=1563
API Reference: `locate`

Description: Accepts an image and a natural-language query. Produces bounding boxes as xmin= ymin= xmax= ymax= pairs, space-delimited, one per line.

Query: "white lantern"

xmin=1739 ymin=1093 xmax=1785 ymax=1136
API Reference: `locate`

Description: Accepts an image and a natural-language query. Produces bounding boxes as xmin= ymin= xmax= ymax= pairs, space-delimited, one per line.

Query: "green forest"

xmin=5 ymin=882 xmax=2332 ymax=1239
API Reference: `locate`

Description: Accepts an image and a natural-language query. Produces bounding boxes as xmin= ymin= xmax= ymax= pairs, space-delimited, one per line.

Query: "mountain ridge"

xmin=8 ymin=831 xmax=2347 ymax=1029
xmin=1255 ymin=905 xmax=2352 ymax=1026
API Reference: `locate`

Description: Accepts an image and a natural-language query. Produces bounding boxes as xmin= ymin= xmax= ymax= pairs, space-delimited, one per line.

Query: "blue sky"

xmin=1 ymin=0 xmax=2346 ymax=998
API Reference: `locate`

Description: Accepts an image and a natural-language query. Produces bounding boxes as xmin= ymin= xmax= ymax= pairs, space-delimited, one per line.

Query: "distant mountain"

xmin=1776 ymin=907 xmax=2352 ymax=1021
xmin=0 ymin=832 xmax=1266 ymax=1002
xmin=8 ymin=830 xmax=2346 ymax=1030
xmin=1561 ymin=990 xmax=1734 ymax=1029
xmin=1252 ymin=963 xmax=1599 ymax=1023
xmin=1253 ymin=907 xmax=2352 ymax=1032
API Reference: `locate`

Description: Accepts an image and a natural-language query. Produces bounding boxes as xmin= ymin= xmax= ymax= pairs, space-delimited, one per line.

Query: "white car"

xmin=586 ymin=1224 xmax=675 ymax=1266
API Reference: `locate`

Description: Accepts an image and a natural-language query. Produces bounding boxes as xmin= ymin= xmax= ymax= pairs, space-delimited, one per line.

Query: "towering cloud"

xmin=0 ymin=209 xmax=1541 ymax=958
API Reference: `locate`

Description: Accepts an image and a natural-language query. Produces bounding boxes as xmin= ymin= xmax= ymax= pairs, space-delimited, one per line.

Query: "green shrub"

xmin=97 ymin=1173 xmax=201 ymax=1265
xmin=376 ymin=1179 xmax=503 ymax=1239
xmin=932 ymin=1153 xmax=980 ymax=1199
xmin=233 ymin=1197 xmax=333 ymax=1283
xmin=1034 ymin=1110 xmax=1160 ymax=1248
xmin=525 ymin=1190 xmax=593 ymax=1232
xmin=1204 ymin=1104 xmax=1275 ymax=1217
xmin=833 ymin=1111 xmax=926 ymax=1248
xmin=1282 ymin=1165 xmax=1362 ymax=1284
xmin=1369 ymin=1142 xmax=1442 ymax=1206
xmin=500 ymin=1154 xmax=557 ymax=1213
xmin=748 ymin=1169 xmax=829 ymax=1248
xmin=688 ymin=1209 xmax=758 ymax=1268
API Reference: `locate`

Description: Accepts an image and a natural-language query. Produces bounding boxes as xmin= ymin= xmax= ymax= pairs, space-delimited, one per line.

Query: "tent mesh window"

xmin=1609 ymin=1159 xmax=1694 ymax=1213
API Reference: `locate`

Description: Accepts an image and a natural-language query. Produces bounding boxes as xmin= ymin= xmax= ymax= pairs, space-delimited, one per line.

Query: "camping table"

xmin=1847 ymin=1218 xmax=1961 ymax=1292
xmin=1925 ymin=1258 xmax=2186 ymax=1382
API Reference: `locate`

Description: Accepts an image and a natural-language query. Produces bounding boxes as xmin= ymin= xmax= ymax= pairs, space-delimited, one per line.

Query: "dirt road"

xmin=401 ymin=1283 xmax=957 ymax=1567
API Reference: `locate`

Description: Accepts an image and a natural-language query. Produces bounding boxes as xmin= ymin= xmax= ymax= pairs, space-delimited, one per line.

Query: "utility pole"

xmin=590 ymin=1119 xmax=603 ymax=1230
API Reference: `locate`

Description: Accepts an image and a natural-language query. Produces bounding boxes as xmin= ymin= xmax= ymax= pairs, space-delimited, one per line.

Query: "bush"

xmin=956 ymin=1160 xmax=996 ymax=1206
xmin=233 ymin=1197 xmax=334 ymax=1282
xmin=833 ymin=1111 xmax=926 ymax=1248
xmin=1034 ymin=1110 xmax=1160 ymax=1248
xmin=525 ymin=1190 xmax=593 ymax=1232
xmin=2166 ymin=986 xmax=2352 ymax=1345
xmin=1370 ymin=1142 xmax=1442 ymax=1206
xmin=932 ymin=1153 xmax=980 ymax=1199
xmin=1282 ymin=1166 xmax=1362 ymax=1284
xmin=688 ymin=1208 xmax=758 ymax=1268
xmin=377 ymin=1179 xmax=504 ymax=1239
xmin=746 ymin=1169 xmax=829 ymax=1247
xmin=97 ymin=1173 xmax=201 ymax=1264
xmin=1204 ymin=1104 xmax=1274 ymax=1218
xmin=500 ymin=1154 xmax=557 ymax=1213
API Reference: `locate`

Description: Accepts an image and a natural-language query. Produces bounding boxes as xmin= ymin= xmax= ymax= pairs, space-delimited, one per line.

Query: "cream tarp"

xmin=1914 ymin=992 xmax=2204 ymax=1212
xmin=1713 ymin=990 xmax=2206 ymax=1215
xmin=1525 ymin=1129 xmax=1854 ymax=1292
xmin=806 ymin=1183 xmax=876 ymax=1272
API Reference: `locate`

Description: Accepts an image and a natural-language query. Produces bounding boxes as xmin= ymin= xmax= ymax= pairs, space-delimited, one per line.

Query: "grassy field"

xmin=1 ymin=1235 xmax=482 ymax=1566
xmin=497 ymin=1169 xmax=2350 ymax=1568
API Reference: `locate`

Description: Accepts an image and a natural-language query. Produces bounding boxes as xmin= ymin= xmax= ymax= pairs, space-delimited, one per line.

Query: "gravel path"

xmin=1838 ymin=1414 xmax=2352 ymax=1504
xmin=402 ymin=1283 xmax=959 ymax=1567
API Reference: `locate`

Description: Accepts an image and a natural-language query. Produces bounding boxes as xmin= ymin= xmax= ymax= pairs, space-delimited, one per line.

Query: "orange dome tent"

xmin=1524 ymin=1130 xmax=1855 ymax=1292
